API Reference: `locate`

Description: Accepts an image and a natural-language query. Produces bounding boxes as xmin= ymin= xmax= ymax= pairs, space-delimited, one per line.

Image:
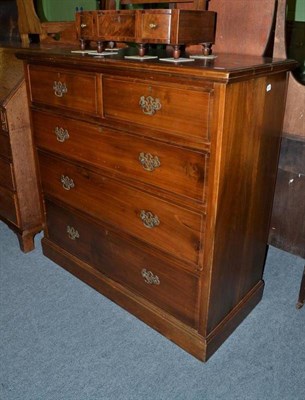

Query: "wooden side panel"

xmin=6 ymin=82 xmax=43 ymax=229
xmin=203 ymin=73 xmax=288 ymax=333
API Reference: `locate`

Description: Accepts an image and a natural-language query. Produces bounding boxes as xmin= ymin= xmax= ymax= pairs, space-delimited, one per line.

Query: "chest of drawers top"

xmin=18 ymin=48 xmax=296 ymax=86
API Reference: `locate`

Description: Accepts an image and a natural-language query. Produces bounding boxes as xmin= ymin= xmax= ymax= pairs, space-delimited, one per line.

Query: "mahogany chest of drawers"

xmin=0 ymin=48 xmax=42 ymax=251
xmin=18 ymin=48 xmax=296 ymax=360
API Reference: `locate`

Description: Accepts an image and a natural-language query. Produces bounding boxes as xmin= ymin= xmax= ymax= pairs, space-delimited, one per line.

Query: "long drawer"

xmin=32 ymin=110 xmax=208 ymax=202
xmin=103 ymin=75 xmax=212 ymax=142
xmin=0 ymin=157 xmax=15 ymax=191
xmin=0 ymin=133 xmax=11 ymax=159
xmin=39 ymin=152 xmax=204 ymax=265
xmin=0 ymin=186 xmax=18 ymax=225
xmin=28 ymin=65 xmax=102 ymax=116
xmin=45 ymin=199 xmax=199 ymax=328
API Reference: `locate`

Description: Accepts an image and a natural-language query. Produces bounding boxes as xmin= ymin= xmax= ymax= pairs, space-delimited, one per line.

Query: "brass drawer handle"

xmin=53 ymin=81 xmax=68 ymax=97
xmin=141 ymin=268 xmax=160 ymax=285
xmin=61 ymin=175 xmax=75 ymax=190
xmin=140 ymin=210 xmax=160 ymax=229
xmin=139 ymin=152 xmax=161 ymax=171
xmin=54 ymin=126 xmax=69 ymax=142
xmin=149 ymin=23 xmax=158 ymax=29
xmin=80 ymin=23 xmax=87 ymax=28
xmin=67 ymin=225 xmax=80 ymax=240
xmin=139 ymin=96 xmax=161 ymax=116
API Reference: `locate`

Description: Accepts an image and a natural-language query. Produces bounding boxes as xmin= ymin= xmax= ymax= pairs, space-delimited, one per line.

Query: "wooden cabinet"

xmin=18 ymin=48 xmax=295 ymax=360
xmin=0 ymin=48 xmax=43 ymax=252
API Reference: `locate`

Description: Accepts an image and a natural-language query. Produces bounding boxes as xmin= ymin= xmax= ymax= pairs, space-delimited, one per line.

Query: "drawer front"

xmin=97 ymin=11 xmax=136 ymax=41
xmin=0 ymin=109 xmax=8 ymax=133
xmin=103 ymin=76 xmax=212 ymax=142
xmin=76 ymin=11 xmax=95 ymax=39
xmin=0 ymin=186 xmax=18 ymax=225
xmin=137 ymin=11 xmax=171 ymax=42
xmin=0 ymin=157 xmax=15 ymax=191
xmin=39 ymin=152 xmax=203 ymax=265
xmin=28 ymin=65 xmax=102 ymax=116
xmin=0 ymin=133 xmax=11 ymax=159
xmin=45 ymin=200 xmax=199 ymax=328
xmin=32 ymin=110 xmax=208 ymax=202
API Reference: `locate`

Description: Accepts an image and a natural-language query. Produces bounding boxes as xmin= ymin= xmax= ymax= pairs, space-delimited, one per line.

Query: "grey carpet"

xmin=0 ymin=221 xmax=304 ymax=400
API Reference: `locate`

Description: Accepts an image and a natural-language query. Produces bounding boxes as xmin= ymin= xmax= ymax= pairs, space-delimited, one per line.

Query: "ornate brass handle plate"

xmin=67 ymin=225 xmax=80 ymax=240
xmin=53 ymin=81 xmax=68 ymax=97
xmin=141 ymin=268 xmax=160 ymax=285
xmin=54 ymin=127 xmax=69 ymax=142
xmin=140 ymin=210 xmax=160 ymax=229
xmin=61 ymin=175 xmax=75 ymax=190
xmin=138 ymin=152 xmax=161 ymax=171
xmin=139 ymin=96 xmax=161 ymax=116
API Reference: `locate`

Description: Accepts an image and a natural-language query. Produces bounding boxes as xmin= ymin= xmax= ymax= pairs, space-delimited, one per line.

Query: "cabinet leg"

xmin=296 ymin=265 xmax=305 ymax=309
xmin=17 ymin=232 xmax=36 ymax=253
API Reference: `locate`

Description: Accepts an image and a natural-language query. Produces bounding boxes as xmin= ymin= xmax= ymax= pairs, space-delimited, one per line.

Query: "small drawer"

xmin=0 ymin=186 xmax=18 ymax=225
xmin=136 ymin=10 xmax=171 ymax=42
xmin=0 ymin=157 xmax=15 ymax=191
xmin=0 ymin=109 xmax=8 ymax=133
xmin=96 ymin=10 xmax=136 ymax=42
xmin=32 ymin=110 xmax=208 ymax=202
xmin=0 ymin=133 xmax=11 ymax=159
xmin=103 ymin=75 xmax=212 ymax=142
xmin=75 ymin=10 xmax=95 ymax=39
xmin=28 ymin=65 xmax=102 ymax=116
xmin=39 ymin=152 xmax=204 ymax=265
xmin=45 ymin=200 xmax=199 ymax=328
xmin=135 ymin=9 xmax=216 ymax=45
